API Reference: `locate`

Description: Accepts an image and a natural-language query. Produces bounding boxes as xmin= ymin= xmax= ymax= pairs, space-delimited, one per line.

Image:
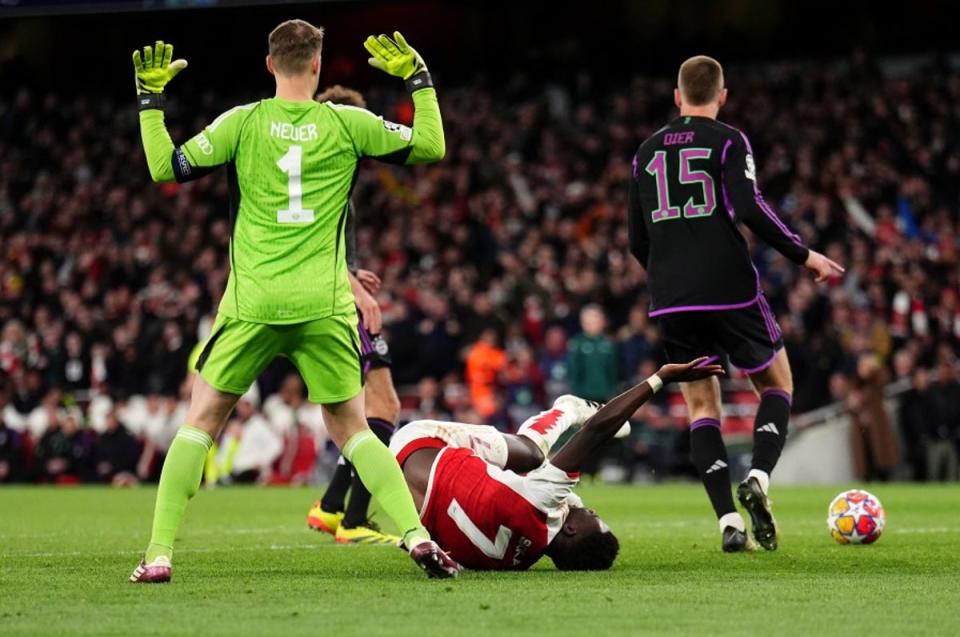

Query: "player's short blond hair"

xmin=678 ymin=55 xmax=724 ymax=106
xmin=269 ymin=19 xmax=324 ymax=75
xmin=315 ymin=85 xmax=367 ymax=108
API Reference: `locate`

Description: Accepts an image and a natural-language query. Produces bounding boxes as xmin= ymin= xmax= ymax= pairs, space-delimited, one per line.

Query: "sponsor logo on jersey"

xmin=745 ymin=154 xmax=757 ymax=181
xmin=174 ymin=149 xmax=192 ymax=176
xmin=383 ymin=120 xmax=413 ymax=142
xmin=512 ymin=536 xmax=532 ymax=566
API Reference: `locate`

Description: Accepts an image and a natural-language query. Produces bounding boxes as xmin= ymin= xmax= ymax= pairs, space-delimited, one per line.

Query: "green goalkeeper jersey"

xmin=138 ymin=89 xmax=443 ymax=324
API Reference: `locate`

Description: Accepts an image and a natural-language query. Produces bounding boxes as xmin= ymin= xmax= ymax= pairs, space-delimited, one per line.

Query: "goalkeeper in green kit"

xmin=129 ymin=20 xmax=460 ymax=581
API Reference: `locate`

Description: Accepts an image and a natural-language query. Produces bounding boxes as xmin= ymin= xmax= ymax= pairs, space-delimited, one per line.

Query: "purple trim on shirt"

xmin=720 ymin=138 xmax=733 ymax=165
xmin=755 ymin=193 xmax=804 ymax=246
xmin=649 ymin=294 xmax=759 ymax=318
xmin=734 ymin=128 xmax=803 ymax=247
xmin=732 ymin=350 xmax=778 ymax=374
xmin=720 ymin=139 xmax=735 ymax=220
xmin=631 ymin=154 xmax=639 ymax=179
xmin=690 ymin=417 xmax=721 ymax=431
xmin=761 ymin=388 xmax=793 ymax=405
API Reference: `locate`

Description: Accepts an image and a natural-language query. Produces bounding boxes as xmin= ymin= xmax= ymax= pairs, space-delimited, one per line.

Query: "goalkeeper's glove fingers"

xmin=132 ymin=41 xmax=188 ymax=95
xmin=393 ymin=32 xmax=427 ymax=76
xmin=364 ymin=31 xmax=426 ymax=80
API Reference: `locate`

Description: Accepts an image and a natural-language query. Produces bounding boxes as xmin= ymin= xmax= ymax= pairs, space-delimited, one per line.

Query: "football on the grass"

xmin=827 ymin=489 xmax=886 ymax=545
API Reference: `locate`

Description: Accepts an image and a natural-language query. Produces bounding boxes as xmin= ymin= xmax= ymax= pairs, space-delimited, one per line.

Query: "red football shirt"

xmin=421 ymin=447 xmax=580 ymax=570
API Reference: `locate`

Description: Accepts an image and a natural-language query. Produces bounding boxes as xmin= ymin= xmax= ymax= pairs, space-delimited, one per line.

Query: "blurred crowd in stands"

xmin=1 ymin=53 xmax=959 ymax=485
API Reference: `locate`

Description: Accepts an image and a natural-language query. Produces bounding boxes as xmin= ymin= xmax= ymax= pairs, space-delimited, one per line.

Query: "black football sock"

xmin=751 ymin=389 xmax=791 ymax=475
xmin=690 ymin=418 xmax=737 ymax=519
xmin=342 ymin=473 xmax=373 ymax=529
xmin=320 ymin=459 xmax=352 ymax=514
xmin=342 ymin=418 xmax=396 ymax=529
xmin=366 ymin=417 xmax=397 ymax=441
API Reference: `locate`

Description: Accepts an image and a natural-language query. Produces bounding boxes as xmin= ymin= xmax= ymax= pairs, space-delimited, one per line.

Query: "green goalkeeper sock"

xmin=342 ymin=430 xmax=430 ymax=550
xmin=145 ymin=425 xmax=213 ymax=563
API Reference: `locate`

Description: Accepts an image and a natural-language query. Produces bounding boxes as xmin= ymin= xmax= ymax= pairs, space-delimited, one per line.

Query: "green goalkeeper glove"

xmin=363 ymin=31 xmax=427 ymax=80
xmin=132 ymin=41 xmax=187 ymax=95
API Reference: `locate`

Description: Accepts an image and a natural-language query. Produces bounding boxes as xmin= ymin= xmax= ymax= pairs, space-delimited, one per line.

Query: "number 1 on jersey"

xmin=277 ymin=145 xmax=315 ymax=224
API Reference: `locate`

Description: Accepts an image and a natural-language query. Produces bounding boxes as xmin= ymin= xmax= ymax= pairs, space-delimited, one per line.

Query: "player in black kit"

xmin=627 ymin=56 xmax=843 ymax=552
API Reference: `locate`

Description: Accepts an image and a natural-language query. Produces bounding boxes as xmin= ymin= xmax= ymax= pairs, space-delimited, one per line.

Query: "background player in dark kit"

xmin=627 ymin=56 xmax=844 ymax=552
xmin=306 ymin=86 xmax=406 ymax=546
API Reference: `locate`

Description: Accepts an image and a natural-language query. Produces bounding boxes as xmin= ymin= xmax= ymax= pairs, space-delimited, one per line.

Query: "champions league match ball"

xmin=827 ymin=489 xmax=886 ymax=545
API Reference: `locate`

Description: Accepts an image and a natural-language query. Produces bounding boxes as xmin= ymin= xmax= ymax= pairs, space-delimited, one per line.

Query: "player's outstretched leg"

xmin=131 ymin=377 xmax=240 ymax=583
xmin=681 ymin=378 xmax=753 ymax=553
xmin=516 ymin=394 xmax=604 ymax=457
xmin=738 ymin=349 xmax=792 ymax=550
xmin=323 ymin=394 xmax=459 ymax=578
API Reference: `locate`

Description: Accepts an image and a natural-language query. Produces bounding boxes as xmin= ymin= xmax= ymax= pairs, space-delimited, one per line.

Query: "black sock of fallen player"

xmin=320 ymin=460 xmax=353 ymax=514
xmin=751 ymin=389 xmax=791 ymax=475
xmin=689 ymin=418 xmax=737 ymax=518
xmin=342 ymin=418 xmax=396 ymax=529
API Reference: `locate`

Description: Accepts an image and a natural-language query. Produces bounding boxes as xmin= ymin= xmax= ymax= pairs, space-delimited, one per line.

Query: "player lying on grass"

xmin=389 ymin=358 xmax=724 ymax=570
xmin=129 ymin=22 xmax=458 ymax=582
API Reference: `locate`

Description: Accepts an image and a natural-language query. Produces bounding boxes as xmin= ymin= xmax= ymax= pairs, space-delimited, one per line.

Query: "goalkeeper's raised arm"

xmin=330 ymin=31 xmax=444 ymax=165
xmin=133 ymin=39 xmax=255 ymax=184
xmin=131 ymin=41 xmax=189 ymax=183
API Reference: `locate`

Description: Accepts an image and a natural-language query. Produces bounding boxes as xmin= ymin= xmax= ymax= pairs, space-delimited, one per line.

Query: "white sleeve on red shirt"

xmin=523 ymin=462 xmax=580 ymax=508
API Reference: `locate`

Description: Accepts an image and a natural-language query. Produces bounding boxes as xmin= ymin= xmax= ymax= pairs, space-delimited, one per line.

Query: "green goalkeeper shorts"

xmin=195 ymin=313 xmax=363 ymax=404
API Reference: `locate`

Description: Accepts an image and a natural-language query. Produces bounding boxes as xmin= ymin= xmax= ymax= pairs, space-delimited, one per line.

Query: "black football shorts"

xmin=658 ymin=295 xmax=783 ymax=374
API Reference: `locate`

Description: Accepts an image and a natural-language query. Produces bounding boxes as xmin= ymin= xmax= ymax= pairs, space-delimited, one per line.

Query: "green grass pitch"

xmin=1 ymin=483 xmax=958 ymax=636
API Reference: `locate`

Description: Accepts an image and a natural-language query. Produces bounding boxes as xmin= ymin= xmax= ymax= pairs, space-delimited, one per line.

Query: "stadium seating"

xmin=1 ymin=56 xmax=958 ymax=483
